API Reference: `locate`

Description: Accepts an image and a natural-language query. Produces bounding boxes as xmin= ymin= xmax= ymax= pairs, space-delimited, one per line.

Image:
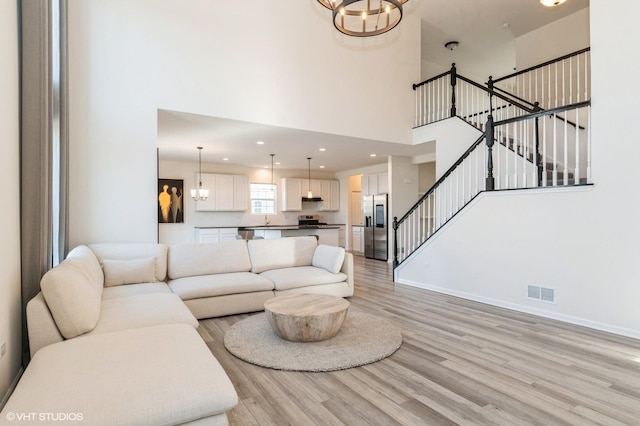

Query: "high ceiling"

xmin=158 ymin=0 xmax=589 ymax=173
xmin=415 ymin=0 xmax=589 ymax=79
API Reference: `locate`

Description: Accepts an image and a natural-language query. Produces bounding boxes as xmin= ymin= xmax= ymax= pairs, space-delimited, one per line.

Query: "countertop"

xmin=195 ymin=224 xmax=345 ymax=230
xmin=245 ymin=225 xmax=341 ymax=230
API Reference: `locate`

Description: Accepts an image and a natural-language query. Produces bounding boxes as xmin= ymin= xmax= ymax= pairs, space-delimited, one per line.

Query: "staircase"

xmin=394 ymin=48 xmax=591 ymax=268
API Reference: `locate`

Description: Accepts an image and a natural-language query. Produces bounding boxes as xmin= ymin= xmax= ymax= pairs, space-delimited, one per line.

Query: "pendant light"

xmin=270 ymin=153 xmax=275 ymax=191
xmin=191 ymin=146 xmax=209 ymax=201
xmin=307 ymin=157 xmax=313 ymax=199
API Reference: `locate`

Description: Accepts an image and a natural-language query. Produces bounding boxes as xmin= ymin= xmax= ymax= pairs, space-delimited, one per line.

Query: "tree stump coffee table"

xmin=264 ymin=294 xmax=350 ymax=342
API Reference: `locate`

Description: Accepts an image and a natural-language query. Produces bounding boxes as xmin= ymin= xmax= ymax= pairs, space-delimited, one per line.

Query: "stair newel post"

xmin=450 ymin=63 xmax=457 ymax=118
xmin=533 ymin=101 xmax=542 ymax=186
xmin=392 ymin=217 xmax=399 ymax=269
xmin=486 ymin=115 xmax=495 ymax=191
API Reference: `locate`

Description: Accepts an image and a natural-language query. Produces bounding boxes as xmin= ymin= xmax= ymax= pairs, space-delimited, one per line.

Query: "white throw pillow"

xmin=311 ymin=245 xmax=346 ymax=274
xmin=102 ymin=258 xmax=157 ymax=287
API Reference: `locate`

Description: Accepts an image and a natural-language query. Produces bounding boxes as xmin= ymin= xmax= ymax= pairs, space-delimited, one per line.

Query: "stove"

xmin=298 ymin=215 xmax=328 ymax=228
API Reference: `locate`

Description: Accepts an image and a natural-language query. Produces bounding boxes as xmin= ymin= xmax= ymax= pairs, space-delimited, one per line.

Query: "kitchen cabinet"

xmin=319 ymin=180 xmax=340 ymax=211
xmin=352 ymin=226 xmax=364 ymax=255
xmin=281 ymin=178 xmax=302 ymax=211
xmin=233 ymin=175 xmax=249 ymax=211
xmin=194 ymin=173 xmax=217 ymax=211
xmin=195 ymin=228 xmax=238 ymax=243
xmin=283 ymin=178 xmax=339 ymax=211
xmin=378 ymin=172 xmax=389 ymax=194
xmin=195 ymin=173 xmax=249 ymax=212
xmin=252 ymin=227 xmax=340 ymax=246
xmin=215 ymin=174 xmax=235 ymax=211
xmin=300 ymin=179 xmax=322 ymax=199
xmin=361 ymin=172 xmax=388 ymax=196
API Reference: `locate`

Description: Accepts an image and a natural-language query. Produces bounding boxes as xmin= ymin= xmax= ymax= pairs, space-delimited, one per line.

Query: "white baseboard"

xmin=0 ymin=367 xmax=23 ymax=412
xmin=396 ymin=279 xmax=640 ymax=340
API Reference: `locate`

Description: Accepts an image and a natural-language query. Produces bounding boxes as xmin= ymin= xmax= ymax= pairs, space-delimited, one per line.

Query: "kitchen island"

xmin=246 ymin=225 xmax=340 ymax=247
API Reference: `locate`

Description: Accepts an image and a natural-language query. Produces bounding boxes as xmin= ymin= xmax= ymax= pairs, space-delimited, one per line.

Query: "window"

xmin=250 ymin=183 xmax=277 ymax=215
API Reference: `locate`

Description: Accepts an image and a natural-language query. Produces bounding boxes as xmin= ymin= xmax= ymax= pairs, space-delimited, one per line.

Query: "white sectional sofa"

xmin=1 ymin=236 xmax=353 ymax=425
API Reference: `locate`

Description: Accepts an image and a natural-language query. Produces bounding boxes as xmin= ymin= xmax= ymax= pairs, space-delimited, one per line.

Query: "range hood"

xmin=302 ymin=197 xmax=323 ymax=202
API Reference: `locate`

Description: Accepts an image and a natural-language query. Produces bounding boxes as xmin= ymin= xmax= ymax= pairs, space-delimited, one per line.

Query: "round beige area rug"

xmin=224 ymin=311 xmax=402 ymax=372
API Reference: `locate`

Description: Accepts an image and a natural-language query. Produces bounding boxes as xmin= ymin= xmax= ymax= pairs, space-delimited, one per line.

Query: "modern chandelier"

xmin=317 ymin=0 xmax=409 ymax=37
xmin=191 ymin=146 xmax=209 ymax=201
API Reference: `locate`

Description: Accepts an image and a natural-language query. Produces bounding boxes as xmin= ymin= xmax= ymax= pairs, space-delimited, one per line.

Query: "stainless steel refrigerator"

xmin=363 ymin=194 xmax=388 ymax=261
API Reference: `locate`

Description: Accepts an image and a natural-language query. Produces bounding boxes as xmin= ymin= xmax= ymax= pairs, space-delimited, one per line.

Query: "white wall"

xmin=159 ymin=159 xmax=341 ymax=244
xmin=412 ymin=117 xmax=482 ymax=179
xmin=67 ymin=0 xmax=421 ymax=247
xmin=397 ymin=1 xmax=640 ymax=338
xmin=0 ymin=1 xmax=23 ymax=406
xmin=515 ymin=8 xmax=590 ymax=70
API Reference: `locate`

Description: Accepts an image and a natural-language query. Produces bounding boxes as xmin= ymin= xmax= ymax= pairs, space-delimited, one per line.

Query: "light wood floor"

xmin=198 ymin=255 xmax=640 ymax=425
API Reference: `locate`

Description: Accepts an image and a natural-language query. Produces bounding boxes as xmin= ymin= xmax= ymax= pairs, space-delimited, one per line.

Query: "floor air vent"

xmin=527 ymin=285 xmax=556 ymax=304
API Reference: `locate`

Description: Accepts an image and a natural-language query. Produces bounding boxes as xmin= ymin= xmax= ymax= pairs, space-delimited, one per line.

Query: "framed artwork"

xmin=158 ymin=178 xmax=184 ymax=223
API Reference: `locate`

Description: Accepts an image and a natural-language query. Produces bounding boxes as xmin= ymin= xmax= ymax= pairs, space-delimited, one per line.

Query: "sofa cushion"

xmin=101 ymin=257 xmax=157 ymax=287
xmin=312 ymin=245 xmax=346 ymax=274
xmin=169 ymin=272 xmax=274 ymax=301
xmin=168 ymin=240 xmax=251 ymax=279
xmin=260 ymin=266 xmax=348 ymax=291
xmin=101 ymin=282 xmax=172 ymax=300
xmin=89 ymin=243 xmax=169 ymax=282
xmin=248 ymin=236 xmax=318 ymax=274
xmin=40 ymin=246 xmax=104 ymax=339
xmin=1 ymin=324 xmax=238 ymax=425
xmin=88 ymin=293 xmax=198 ymax=336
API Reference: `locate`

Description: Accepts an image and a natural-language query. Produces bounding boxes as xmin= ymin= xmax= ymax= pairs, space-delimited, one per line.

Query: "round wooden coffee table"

xmin=264 ymin=294 xmax=350 ymax=342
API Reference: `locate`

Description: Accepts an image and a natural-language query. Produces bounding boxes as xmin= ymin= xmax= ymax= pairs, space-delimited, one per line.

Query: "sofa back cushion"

xmin=40 ymin=245 xmax=103 ymax=339
xmin=248 ymin=236 xmax=318 ymax=274
xmin=168 ymin=241 xmax=251 ymax=280
xmin=312 ymin=245 xmax=346 ymax=274
xmin=101 ymin=258 xmax=157 ymax=287
xmin=89 ymin=243 xmax=168 ymax=282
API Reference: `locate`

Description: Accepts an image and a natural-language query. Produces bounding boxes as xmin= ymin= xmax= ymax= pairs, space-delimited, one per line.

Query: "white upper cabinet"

xmin=361 ymin=172 xmax=388 ymax=195
xmin=195 ymin=173 xmax=249 ymax=212
xmin=319 ymin=179 xmax=340 ymax=211
xmin=233 ymin=175 xmax=249 ymax=211
xmin=194 ymin=173 xmax=217 ymax=211
xmin=215 ymin=174 xmax=235 ymax=211
xmin=281 ymin=178 xmax=302 ymax=211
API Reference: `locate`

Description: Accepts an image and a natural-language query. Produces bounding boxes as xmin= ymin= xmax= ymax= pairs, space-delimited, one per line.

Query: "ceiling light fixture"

xmin=317 ymin=0 xmax=409 ymax=37
xmin=191 ymin=146 xmax=209 ymax=201
xmin=540 ymin=0 xmax=567 ymax=6
xmin=445 ymin=41 xmax=459 ymax=51
xmin=307 ymin=157 xmax=313 ymax=199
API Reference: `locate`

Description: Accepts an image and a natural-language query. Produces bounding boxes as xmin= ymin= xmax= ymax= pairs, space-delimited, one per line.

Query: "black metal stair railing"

xmin=394 ymin=100 xmax=591 ymax=268
xmin=395 ymin=50 xmax=592 ymax=268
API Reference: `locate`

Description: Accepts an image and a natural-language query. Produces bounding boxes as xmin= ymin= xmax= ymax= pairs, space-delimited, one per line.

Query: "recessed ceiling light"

xmin=256 ymin=141 xmax=264 ymax=145
xmin=223 ymin=157 xmax=229 ymax=161
xmin=370 ymin=153 xmax=377 ymax=157
xmin=540 ymin=0 xmax=566 ymax=6
xmin=275 ymin=162 xmax=281 ymax=165
xmin=319 ymin=148 xmax=326 ymax=152
xmin=320 ymin=165 xmax=325 ymax=169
